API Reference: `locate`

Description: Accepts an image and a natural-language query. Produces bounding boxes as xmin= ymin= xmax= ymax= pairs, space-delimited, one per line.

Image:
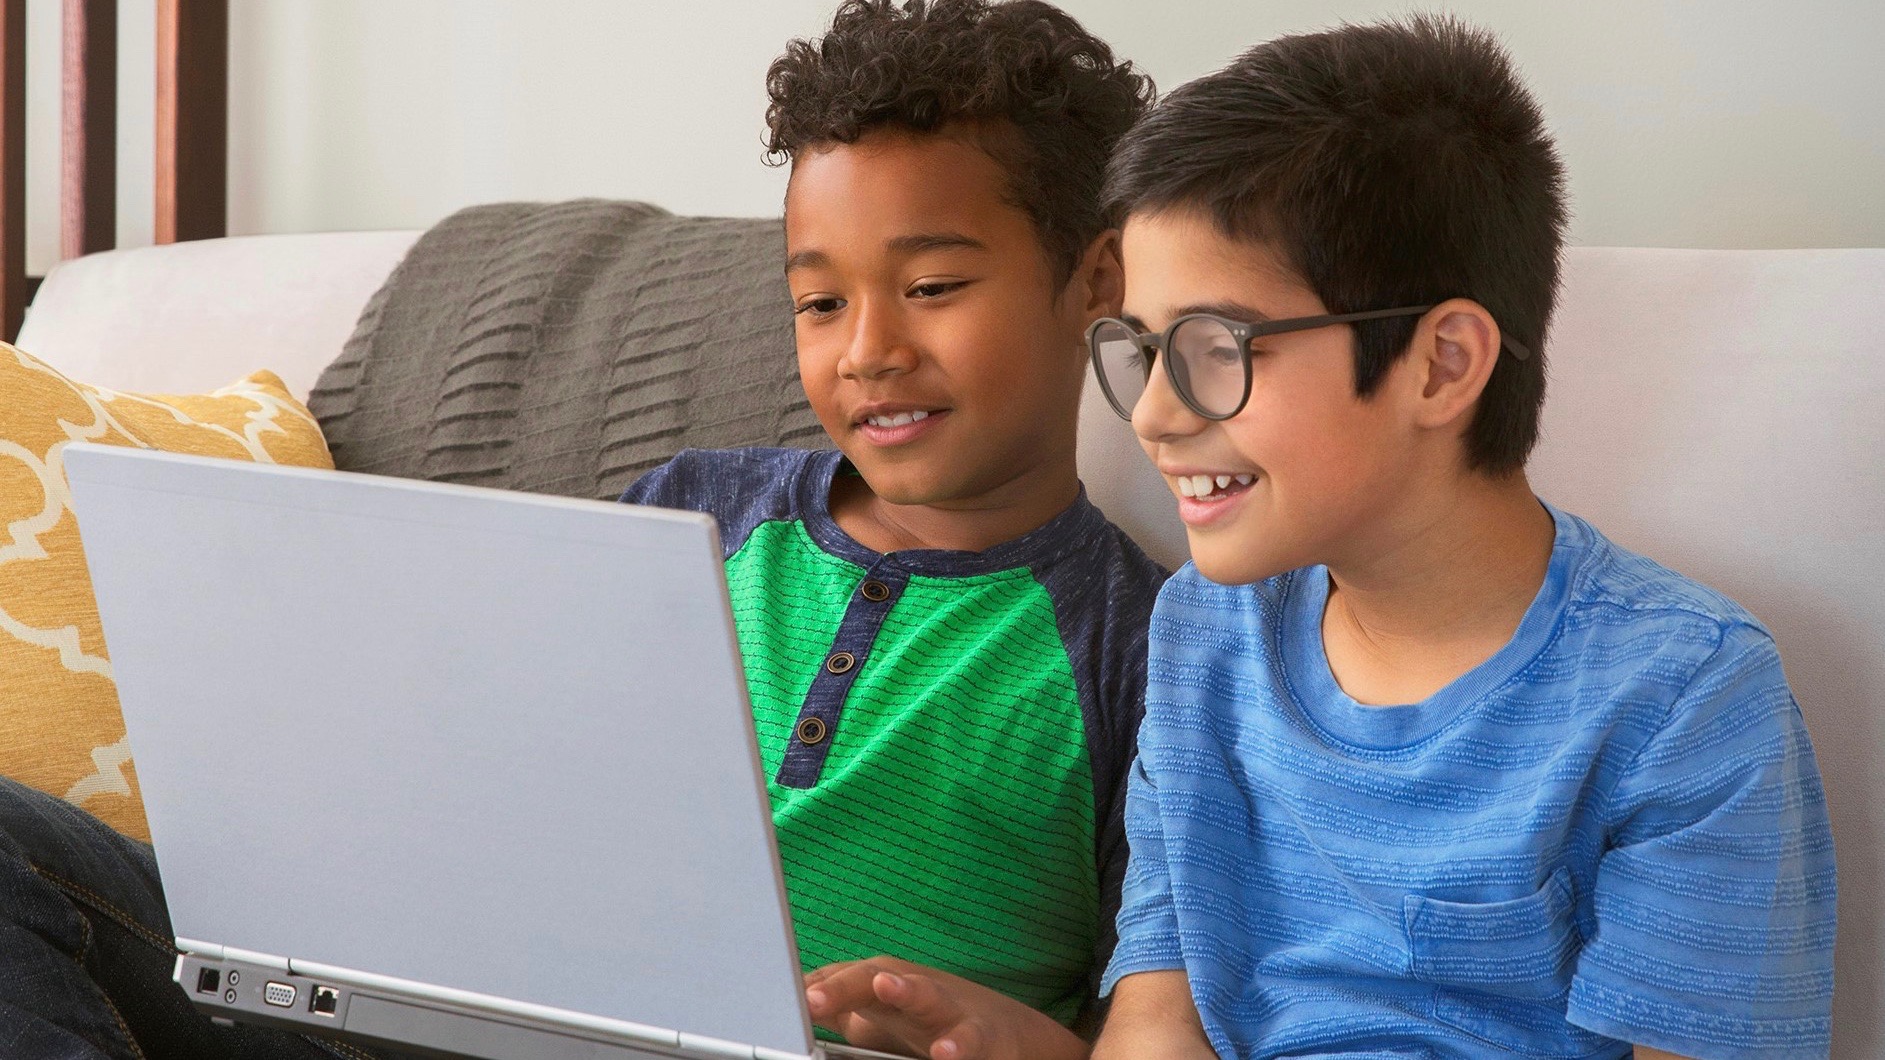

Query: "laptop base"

xmin=178 ymin=953 xmax=794 ymax=1060
xmin=178 ymin=953 xmax=901 ymax=1060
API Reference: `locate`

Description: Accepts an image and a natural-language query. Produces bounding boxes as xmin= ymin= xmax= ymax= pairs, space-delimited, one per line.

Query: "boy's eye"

xmin=794 ymin=297 xmax=845 ymax=317
xmin=1204 ymin=342 xmax=1245 ymax=368
xmin=908 ymin=280 xmax=967 ymax=299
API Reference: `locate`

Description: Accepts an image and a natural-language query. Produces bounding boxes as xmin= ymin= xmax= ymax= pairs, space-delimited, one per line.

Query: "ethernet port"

xmin=195 ymin=967 xmax=220 ymax=994
xmin=310 ymin=985 xmax=340 ymax=1017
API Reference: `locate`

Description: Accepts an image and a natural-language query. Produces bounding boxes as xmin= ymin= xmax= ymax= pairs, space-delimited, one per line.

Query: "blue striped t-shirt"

xmin=1104 ymin=504 xmax=1835 ymax=1059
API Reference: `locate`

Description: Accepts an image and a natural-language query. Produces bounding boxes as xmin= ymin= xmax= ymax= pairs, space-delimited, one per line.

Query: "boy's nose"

xmin=837 ymin=304 xmax=919 ymax=380
xmin=1132 ymin=357 xmax=1207 ymax=442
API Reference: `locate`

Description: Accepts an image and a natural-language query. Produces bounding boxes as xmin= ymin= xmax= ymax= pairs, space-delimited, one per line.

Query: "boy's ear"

xmin=1066 ymin=229 xmax=1125 ymax=320
xmin=1409 ymin=298 xmax=1503 ymax=434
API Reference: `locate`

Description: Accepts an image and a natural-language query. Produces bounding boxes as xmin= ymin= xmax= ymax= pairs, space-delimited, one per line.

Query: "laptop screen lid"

xmin=64 ymin=443 xmax=813 ymax=1057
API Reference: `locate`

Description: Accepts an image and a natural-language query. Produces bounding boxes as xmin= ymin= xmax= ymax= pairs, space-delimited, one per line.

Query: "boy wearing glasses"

xmin=1086 ymin=17 xmax=1835 ymax=1060
xmin=0 ymin=3 xmax=1162 ymax=1058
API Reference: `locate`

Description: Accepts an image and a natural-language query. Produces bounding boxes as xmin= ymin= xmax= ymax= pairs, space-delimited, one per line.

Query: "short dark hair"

xmin=765 ymin=0 xmax=1153 ymax=285
xmin=1105 ymin=15 xmax=1566 ymax=474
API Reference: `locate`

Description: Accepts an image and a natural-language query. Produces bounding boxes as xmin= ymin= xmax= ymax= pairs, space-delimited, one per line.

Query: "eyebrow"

xmin=1170 ymin=300 xmax=1275 ymax=324
xmin=1119 ymin=301 xmax=1275 ymax=334
xmin=784 ymin=248 xmax=830 ymax=274
xmin=886 ymin=232 xmax=987 ymax=257
xmin=785 ymin=232 xmax=987 ymax=275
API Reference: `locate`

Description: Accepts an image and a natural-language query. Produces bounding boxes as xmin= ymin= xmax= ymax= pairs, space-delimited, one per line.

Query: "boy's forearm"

xmin=1091 ymin=970 xmax=1216 ymax=1060
xmin=1093 ymin=1025 xmax=1216 ymax=1059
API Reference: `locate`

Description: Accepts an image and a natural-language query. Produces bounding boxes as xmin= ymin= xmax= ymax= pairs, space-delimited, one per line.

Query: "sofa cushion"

xmin=309 ymin=201 xmax=821 ymax=500
xmin=0 ymin=343 xmax=333 ymax=840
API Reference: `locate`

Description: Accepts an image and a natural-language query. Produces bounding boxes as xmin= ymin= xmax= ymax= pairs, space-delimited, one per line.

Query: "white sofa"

xmin=20 ymin=234 xmax=1884 ymax=1056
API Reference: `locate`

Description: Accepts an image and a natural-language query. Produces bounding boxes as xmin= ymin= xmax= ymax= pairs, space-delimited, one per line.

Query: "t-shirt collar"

xmin=1282 ymin=501 xmax=1586 ymax=752
xmin=795 ymin=450 xmax=1110 ymax=576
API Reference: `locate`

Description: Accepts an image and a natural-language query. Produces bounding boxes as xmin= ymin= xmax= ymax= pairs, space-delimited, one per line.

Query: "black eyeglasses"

xmin=1087 ymin=305 xmax=1533 ymax=421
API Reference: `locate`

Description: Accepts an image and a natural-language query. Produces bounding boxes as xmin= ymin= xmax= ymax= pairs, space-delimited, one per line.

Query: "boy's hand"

xmin=804 ymin=957 xmax=1090 ymax=1060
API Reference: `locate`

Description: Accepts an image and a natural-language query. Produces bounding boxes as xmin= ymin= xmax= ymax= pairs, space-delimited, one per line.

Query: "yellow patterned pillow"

xmin=0 ymin=342 xmax=333 ymax=841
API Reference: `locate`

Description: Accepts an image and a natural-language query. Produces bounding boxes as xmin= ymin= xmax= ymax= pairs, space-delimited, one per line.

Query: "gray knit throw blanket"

xmin=307 ymin=200 xmax=821 ymax=500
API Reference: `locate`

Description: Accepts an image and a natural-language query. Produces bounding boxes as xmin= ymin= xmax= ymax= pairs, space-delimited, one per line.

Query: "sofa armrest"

xmin=16 ymin=231 xmax=420 ymax=400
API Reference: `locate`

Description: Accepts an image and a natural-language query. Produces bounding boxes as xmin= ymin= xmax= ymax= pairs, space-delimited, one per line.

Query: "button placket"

xmin=775 ymin=559 xmax=909 ymax=789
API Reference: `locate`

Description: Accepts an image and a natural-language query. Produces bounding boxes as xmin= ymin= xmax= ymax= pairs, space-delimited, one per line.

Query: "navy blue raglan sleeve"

xmin=618 ymin=447 xmax=828 ymax=560
xmin=1031 ymin=520 xmax=1168 ymax=991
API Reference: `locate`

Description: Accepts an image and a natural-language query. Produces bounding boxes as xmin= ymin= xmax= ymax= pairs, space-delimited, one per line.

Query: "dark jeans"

xmin=0 ymin=776 xmax=388 ymax=1059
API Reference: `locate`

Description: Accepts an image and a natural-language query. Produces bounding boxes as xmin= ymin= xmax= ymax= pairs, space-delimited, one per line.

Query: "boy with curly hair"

xmin=1084 ymin=17 xmax=1836 ymax=1059
xmin=0 ymin=2 xmax=1161 ymax=1059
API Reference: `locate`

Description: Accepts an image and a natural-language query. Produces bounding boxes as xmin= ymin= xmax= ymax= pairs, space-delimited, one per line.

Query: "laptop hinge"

xmin=677 ymin=1031 xmax=760 ymax=1059
xmin=220 ymin=945 xmax=290 ymax=972
xmin=174 ymin=937 xmax=224 ymax=961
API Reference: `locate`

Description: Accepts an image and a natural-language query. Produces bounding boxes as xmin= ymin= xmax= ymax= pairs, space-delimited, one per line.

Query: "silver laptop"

xmin=65 ymin=443 xmax=900 ymax=1060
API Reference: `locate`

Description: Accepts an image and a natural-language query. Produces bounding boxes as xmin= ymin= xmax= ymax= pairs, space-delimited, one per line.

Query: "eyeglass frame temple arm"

xmin=1234 ymin=304 xmax=1533 ymax=361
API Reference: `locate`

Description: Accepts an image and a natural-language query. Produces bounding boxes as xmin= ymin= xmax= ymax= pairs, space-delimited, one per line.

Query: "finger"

xmin=806 ymin=961 xmax=894 ymax=1021
xmin=828 ymin=1011 xmax=905 ymax=1053
xmin=804 ymin=960 xmax=860 ymax=989
xmin=931 ymin=1018 xmax=990 ymax=1060
xmin=871 ymin=969 xmax=963 ymax=1032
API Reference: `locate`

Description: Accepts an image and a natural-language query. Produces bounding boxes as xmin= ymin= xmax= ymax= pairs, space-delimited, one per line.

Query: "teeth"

xmin=866 ymin=410 xmax=931 ymax=428
xmin=1176 ymin=472 xmax=1258 ymax=499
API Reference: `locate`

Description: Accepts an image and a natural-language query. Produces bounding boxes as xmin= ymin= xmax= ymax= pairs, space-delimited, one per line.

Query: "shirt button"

xmin=825 ymin=651 xmax=856 ymax=675
xmin=796 ymin=717 xmax=828 ymax=745
xmin=860 ymin=580 xmax=891 ymax=602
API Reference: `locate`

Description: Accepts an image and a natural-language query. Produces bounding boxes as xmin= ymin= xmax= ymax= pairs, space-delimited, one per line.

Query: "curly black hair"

xmin=765 ymin=0 xmax=1153 ymax=284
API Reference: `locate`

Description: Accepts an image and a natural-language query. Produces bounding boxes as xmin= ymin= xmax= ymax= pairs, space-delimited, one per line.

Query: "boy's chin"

xmin=842 ymin=459 xmax=957 ymax=509
xmin=1187 ymin=536 xmax=1295 ymax=586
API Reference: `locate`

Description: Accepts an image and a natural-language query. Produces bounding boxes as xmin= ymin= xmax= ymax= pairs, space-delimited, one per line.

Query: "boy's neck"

xmin=1319 ymin=470 xmax=1556 ymax=707
xmin=828 ymin=461 xmax=1083 ymax=555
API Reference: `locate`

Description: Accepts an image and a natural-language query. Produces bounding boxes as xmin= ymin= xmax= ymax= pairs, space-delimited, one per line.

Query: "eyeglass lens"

xmin=1170 ymin=317 xmax=1245 ymax=417
xmin=1091 ymin=320 xmax=1149 ymax=416
xmin=1092 ymin=317 xmax=1251 ymax=419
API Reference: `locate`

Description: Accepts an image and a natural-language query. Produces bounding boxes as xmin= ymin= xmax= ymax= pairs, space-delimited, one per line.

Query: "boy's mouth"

xmin=1174 ymin=472 xmax=1256 ymax=500
xmin=854 ymin=407 xmax=950 ymax=446
xmin=863 ymin=409 xmax=933 ymax=429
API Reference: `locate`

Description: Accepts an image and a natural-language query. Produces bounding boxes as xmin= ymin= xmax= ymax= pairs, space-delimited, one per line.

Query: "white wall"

xmin=22 ymin=0 xmax=1885 ymax=275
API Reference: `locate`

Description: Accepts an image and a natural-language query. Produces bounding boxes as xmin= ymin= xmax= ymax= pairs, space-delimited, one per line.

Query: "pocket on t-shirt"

xmin=1402 ymin=866 xmax=1582 ymax=1003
